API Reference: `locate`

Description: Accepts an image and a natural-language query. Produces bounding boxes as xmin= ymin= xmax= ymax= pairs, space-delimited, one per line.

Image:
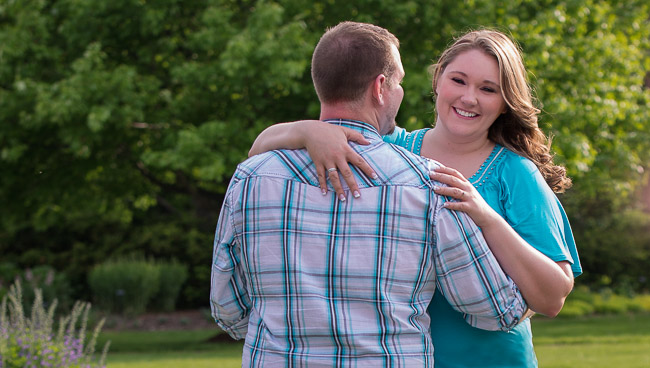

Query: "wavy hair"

xmin=430 ymin=29 xmax=571 ymax=193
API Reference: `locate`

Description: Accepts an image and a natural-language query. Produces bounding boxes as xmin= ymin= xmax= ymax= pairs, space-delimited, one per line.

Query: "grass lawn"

xmin=533 ymin=314 xmax=650 ymax=368
xmin=101 ymin=314 xmax=650 ymax=368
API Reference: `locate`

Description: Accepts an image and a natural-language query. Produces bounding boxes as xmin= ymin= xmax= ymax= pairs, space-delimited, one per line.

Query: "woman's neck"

xmin=422 ymin=126 xmax=495 ymax=178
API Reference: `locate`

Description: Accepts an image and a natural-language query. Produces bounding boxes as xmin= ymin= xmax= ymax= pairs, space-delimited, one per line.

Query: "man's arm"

xmin=210 ymin=191 xmax=251 ymax=340
xmin=433 ymin=197 xmax=528 ymax=332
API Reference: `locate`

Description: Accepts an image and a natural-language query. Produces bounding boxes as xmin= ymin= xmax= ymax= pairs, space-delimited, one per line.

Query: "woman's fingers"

xmin=314 ymin=149 xmax=375 ymax=202
xmin=430 ymin=166 xmax=498 ymax=228
xmin=337 ymin=166 xmax=359 ymax=200
xmin=348 ymin=152 xmax=377 ymax=182
xmin=430 ymin=171 xmax=467 ymax=189
xmin=433 ymin=185 xmax=466 ymax=200
xmin=305 ymin=126 xmax=377 ymax=201
xmin=433 ymin=165 xmax=464 ymax=179
xmin=326 ymin=167 xmax=346 ymax=200
xmin=326 ymin=156 xmax=364 ymax=201
xmin=316 ymin=166 xmax=329 ymax=196
xmin=341 ymin=127 xmax=371 ymax=145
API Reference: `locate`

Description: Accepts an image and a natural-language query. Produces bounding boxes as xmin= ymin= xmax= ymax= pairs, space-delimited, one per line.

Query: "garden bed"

xmin=102 ymin=309 xmax=219 ymax=332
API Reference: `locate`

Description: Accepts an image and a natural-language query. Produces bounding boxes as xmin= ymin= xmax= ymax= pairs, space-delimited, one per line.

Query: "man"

xmin=210 ymin=21 xmax=527 ymax=367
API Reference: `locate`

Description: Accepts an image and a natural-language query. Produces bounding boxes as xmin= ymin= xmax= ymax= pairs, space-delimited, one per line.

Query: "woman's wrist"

xmin=477 ymin=208 xmax=508 ymax=234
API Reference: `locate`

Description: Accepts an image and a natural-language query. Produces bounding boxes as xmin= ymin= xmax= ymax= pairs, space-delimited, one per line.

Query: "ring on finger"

xmin=327 ymin=167 xmax=337 ymax=173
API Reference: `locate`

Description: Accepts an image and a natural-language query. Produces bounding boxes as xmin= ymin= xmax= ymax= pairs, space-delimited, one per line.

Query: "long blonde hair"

xmin=431 ymin=29 xmax=572 ymax=193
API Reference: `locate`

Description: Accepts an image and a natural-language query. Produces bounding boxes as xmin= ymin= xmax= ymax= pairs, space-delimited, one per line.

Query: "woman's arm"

xmin=249 ymin=121 xmax=321 ymax=156
xmin=431 ymin=166 xmax=573 ymax=317
xmin=433 ymin=202 xmax=529 ymax=331
xmin=249 ymin=120 xmax=376 ymax=199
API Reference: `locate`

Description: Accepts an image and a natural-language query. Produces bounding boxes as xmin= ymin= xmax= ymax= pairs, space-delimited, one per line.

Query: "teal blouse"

xmin=384 ymin=127 xmax=582 ymax=368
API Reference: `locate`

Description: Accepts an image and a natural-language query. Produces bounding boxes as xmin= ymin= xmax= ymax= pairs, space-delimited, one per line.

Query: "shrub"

xmin=0 ymin=264 xmax=73 ymax=314
xmin=88 ymin=257 xmax=160 ymax=316
xmin=0 ymin=262 xmax=20 ymax=301
xmin=0 ymin=280 xmax=109 ymax=368
xmin=559 ymin=299 xmax=595 ymax=318
xmin=558 ymin=287 xmax=650 ymax=317
xmin=592 ymin=293 xmax=631 ymax=315
xmin=150 ymin=260 xmax=188 ymax=312
xmin=625 ymin=298 xmax=646 ymax=313
xmin=564 ymin=285 xmax=594 ymax=304
xmin=88 ymin=257 xmax=189 ymax=315
xmin=637 ymin=294 xmax=650 ymax=311
xmin=20 ymin=266 xmax=73 ymax=312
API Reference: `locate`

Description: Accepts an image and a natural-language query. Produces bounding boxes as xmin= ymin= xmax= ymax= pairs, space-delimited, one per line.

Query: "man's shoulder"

xmin=362 ymin=141 xmax=436 ymax=187
xmin=236 ymin=150 xmax=276 ymax=172
xmin=234 ymin=149 xmax=317 ymax=184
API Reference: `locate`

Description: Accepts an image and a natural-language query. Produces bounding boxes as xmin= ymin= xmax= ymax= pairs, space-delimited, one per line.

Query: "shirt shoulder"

xmin=361 ymin=140 xmax=440 ymax=189
xmin=233 ymin=149 xmax=320 ymax=187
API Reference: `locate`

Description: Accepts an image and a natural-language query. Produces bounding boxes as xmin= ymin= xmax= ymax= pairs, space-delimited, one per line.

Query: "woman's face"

xmin=434 ymin=49 xmax=507 ymax=141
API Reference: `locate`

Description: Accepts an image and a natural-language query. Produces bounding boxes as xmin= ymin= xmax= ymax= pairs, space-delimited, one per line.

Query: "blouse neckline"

xmin=469 ymin=144 xmax=506 ymax=188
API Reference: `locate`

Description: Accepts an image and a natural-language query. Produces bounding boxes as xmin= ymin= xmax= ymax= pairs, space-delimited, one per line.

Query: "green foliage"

xmin=0 ymin=0 xmax=648 ymax=305
xmin=88 ymin=257 xmax=188 ymax=315
xmin=0 ymin=264 xmax=73 ymax=313
xmin=150 ymin=260 xmax=188 ymax=312
xmin=88 ymin=258 xmax=160 ymax=316
xmin=559 ymin=285 xmax=650 ymax=317
xmin=565 ymin=193 xmax=650 ymax=291
xmin=0 ymin=262 xmax=20 ymax=301
xmin=0 ymin=280 xmax=109 ymax=368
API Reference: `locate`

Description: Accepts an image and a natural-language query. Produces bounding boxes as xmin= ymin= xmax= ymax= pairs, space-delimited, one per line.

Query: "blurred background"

xmin=0 ymin=0 xmax=648 ymax=334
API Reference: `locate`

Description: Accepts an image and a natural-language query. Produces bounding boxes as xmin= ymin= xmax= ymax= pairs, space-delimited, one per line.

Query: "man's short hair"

xmin=311 ymin=21 xmax=400 ymax=104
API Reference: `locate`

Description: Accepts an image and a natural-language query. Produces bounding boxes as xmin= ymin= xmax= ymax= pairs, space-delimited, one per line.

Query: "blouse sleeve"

xmin=382 ymin=127 xmax=430 ymax=155
xmin=499 ymin=154 xmax=582 ymax=277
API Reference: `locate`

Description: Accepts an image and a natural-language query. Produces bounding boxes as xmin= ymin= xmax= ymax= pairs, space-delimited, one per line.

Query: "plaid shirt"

xmin=210 ymin=119 xmax=527 ymax=367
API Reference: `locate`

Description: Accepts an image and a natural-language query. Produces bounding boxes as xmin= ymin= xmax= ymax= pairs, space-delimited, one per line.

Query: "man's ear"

xmin=372 ymin=74 xmax=386 ymax=105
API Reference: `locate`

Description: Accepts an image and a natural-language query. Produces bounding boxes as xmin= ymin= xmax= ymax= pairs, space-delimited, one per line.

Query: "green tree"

xmin=1 ymin=0 xmax=648 ymax=306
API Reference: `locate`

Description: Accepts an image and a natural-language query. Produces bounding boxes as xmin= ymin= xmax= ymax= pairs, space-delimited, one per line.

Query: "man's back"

xmin=211 ymin=120 xmax=526 ymax=367
xmin=216 ymin=120 xmax=436 ymax=366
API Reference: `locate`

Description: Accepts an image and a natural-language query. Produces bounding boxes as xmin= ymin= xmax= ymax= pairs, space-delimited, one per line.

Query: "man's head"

xmin=311 ymin=21 xmax=404 ymax=134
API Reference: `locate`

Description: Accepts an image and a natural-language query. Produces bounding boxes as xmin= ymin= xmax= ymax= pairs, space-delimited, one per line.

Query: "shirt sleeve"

xmin=210 ymin=188 xmax=251 ymax=340
xmin=500 ymin=155 xmax=582 ymax=277
xmin=432 ymin=197 xmax=528 ymax=332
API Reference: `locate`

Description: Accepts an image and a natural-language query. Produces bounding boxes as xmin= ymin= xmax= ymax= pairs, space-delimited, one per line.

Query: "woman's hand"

xmin=299 ymin=122 xmax=377 ymax=200
xmin=248 ymin=120 xmax=377 ymax=200
xmin=432 ymin=166 xmax=574 ymax=317
xmin=430 ymin=166 xmax=498 ymax=228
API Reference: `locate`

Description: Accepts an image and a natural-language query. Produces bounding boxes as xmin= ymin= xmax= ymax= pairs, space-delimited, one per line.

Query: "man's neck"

xmin=319 ymin=104 xmax=380 ymax=132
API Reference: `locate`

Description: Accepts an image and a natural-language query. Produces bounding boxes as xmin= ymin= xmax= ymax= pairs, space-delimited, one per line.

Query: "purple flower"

xmin=45 ymin=270 xmax=54 ymax=286
xmin=24 ymin=269 xmax=33 ymax=282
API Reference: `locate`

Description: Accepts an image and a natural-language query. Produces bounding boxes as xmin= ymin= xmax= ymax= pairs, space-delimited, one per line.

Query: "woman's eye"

xmin=451 ymin=77 xmax=465 ymax=85
xmin=482 ymin=87 xmax=496 ymax=93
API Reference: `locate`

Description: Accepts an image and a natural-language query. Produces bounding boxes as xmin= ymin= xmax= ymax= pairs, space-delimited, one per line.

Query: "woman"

xmin=249 ymin=29 xmax=581 ymax=367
